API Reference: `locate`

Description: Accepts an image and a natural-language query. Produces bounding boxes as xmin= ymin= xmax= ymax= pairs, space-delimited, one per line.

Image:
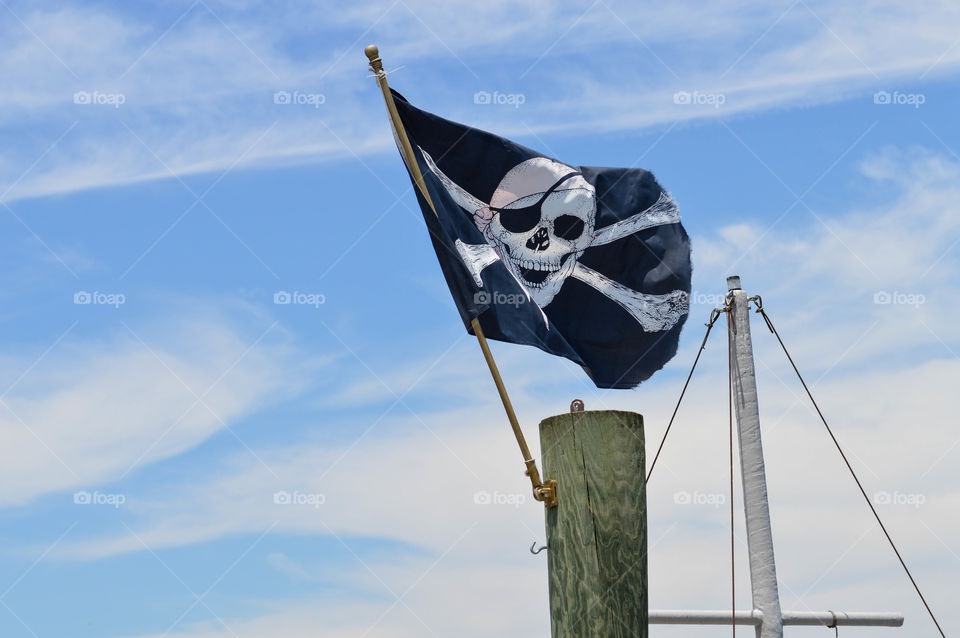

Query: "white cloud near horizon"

xmin=0 ymin=303 xmax=316 ymax=507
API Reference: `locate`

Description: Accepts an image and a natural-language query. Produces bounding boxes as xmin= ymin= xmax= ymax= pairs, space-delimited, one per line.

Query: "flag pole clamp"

xmin=527 ymin=459 xmax=558 ymax=508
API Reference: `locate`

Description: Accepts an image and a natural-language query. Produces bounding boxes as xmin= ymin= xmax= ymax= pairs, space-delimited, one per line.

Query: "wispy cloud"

xmin=0 ymin=302 xmax=315 ymax=506
xmin=2 ymin=1 xmax=959 ymax=202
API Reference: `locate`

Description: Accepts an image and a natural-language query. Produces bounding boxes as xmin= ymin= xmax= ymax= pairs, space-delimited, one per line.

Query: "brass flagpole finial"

xmin=364 ymin=45 xmax=383 ymax=73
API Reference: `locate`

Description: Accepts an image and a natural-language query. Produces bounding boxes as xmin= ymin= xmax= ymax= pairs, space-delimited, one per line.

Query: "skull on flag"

xmin=421 ymin=150 xmax=688 ymax=333
xmin=476 ymin=158 xmax=595 ymax=307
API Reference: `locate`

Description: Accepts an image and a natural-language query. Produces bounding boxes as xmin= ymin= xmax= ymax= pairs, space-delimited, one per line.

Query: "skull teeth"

xmin=516 ymin=259 xmax=561 ymax=271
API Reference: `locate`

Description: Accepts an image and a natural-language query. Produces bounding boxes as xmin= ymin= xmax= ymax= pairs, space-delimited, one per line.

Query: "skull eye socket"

xmin=497 ymin=204 xmax=541 ymax=233
xmin=492 ymin=171 xmax=583 ymax=235
xmin=554 ymin=215 xmax=585 ymax=240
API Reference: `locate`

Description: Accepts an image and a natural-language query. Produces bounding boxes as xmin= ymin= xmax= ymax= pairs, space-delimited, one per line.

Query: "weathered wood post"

xmin=539 ymin=409 xmax=648 ymax=638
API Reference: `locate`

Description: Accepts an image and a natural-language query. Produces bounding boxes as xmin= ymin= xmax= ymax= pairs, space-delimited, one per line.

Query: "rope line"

xmin=647 ymin=307 xmax=725 ymax=483
xmin=752 ymin=300 xmax=946 ymax=638
xmin=728 ymin=313 xmax=737 ymax=638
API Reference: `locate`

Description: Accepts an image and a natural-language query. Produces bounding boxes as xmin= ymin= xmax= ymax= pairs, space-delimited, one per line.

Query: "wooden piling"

xmin=539 ymin=410 xmax=648 ymax=638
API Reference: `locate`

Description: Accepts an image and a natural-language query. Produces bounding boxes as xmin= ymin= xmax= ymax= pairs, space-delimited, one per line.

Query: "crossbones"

xmin=422 ymin=150 xmax=689 ymax=332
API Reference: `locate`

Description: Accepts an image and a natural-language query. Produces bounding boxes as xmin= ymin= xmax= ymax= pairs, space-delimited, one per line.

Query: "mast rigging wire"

xmin=647 ymin=307 xmax=726 ymax=483
xmin=728 ymin=312 xmax=737 ymax=638
xmin=751 ymin=297 xmax=946 ymax=638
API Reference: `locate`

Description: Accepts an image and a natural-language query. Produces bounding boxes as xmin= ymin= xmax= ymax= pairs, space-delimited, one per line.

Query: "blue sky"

xmin=1 ymin=1 xmax=959 ymax=636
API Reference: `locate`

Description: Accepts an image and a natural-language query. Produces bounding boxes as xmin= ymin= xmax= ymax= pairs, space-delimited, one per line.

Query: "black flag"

xmin=393 ymin=91 xmax=691 ymax=389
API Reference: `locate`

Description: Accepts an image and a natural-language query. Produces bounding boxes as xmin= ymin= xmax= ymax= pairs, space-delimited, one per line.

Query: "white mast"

xmin=726 ymin=275 xmax=783 ymax=638
xmin=649 ymin=276 xmax=903 ymax=632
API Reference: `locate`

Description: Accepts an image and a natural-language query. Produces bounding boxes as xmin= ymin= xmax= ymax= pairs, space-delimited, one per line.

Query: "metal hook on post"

xmin=530 ymin=540 xmax=548 ymax=555
xmin=748 ymin=294 xmax=775 ymax=333
xmin=707 ymin=305 xmax=726 ymax=328
xmin=826 ymin=610 xmax=839 ymax=637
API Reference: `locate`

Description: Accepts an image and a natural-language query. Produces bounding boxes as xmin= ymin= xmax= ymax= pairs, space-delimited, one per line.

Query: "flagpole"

xmin=364 ymin=45 xmax=557 ymax=508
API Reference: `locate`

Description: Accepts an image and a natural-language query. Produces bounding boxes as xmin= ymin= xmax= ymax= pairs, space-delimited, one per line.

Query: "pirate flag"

xmin=393 ymin=91 xmax=691 ymax=389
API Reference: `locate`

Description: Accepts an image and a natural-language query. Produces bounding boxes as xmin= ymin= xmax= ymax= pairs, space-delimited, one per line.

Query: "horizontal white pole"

xmin=782 ymin=611 xmax=904 ymax=627
xmin=650 ymin=610 xmax=903 ymax=627
xmin=650 ymin=610 xmax=760 ymax=625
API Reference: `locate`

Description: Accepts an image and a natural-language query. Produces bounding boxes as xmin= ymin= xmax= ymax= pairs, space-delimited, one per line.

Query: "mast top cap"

xmin=727 ymin=275 xmax=742 ymax=291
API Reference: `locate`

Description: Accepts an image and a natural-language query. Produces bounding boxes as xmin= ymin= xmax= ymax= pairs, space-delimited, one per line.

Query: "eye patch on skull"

xmin=490 ymin=171 xmax=581 ymax=234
